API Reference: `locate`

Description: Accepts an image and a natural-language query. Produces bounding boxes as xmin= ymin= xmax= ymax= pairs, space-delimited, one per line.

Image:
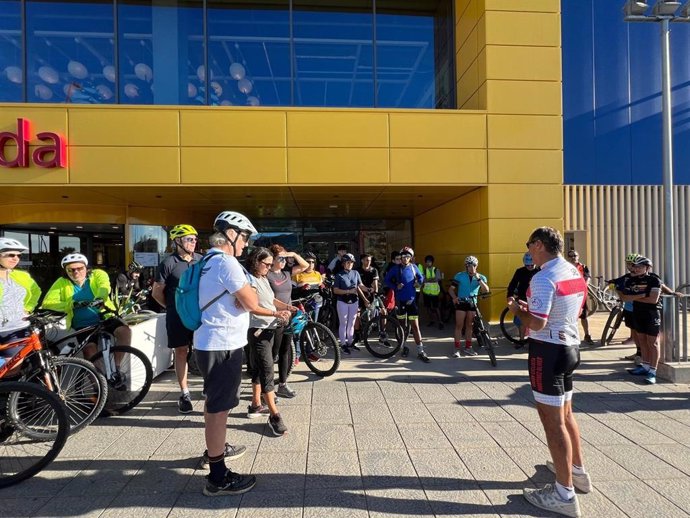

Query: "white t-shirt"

xmin=193 ymin=249 xmax=251 ymax=352
xmin=527 ymin=256 xmax=587 ymax=346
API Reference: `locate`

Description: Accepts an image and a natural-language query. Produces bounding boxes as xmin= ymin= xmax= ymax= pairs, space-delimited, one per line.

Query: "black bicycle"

xmin=468 ymin=294 xmax=497 ymax=367
xmin=41 ymin=300 xmax=153 ymax=416
xmin=0 ymin=381 xmax=70 ymax=488
xmin=600 ymin=300 xmax=625 ymax=346
xmin=361 ymin=295 xmax=405 ymax=359
xmin=499 ymin=306 xmax=525 ymax=346
xmin=291 ymin=297 xmax=341 ymax=377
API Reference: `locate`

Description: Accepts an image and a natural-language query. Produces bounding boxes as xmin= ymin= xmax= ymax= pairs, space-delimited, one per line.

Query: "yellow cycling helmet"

xmin=169 ymin=224 xmax=197 ymax=240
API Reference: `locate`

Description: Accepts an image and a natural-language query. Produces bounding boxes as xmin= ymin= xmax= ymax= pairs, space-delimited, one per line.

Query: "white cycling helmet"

xmin=61 ymin=253 xmax=88 ymax=268
xmin=399 ymin=246 xmax=414 ymax=257
xmin=0 ymin=238 xmax=28 ymax=253
xmin=465 ymin=255 xmax=479 ymax=267
xmin=213 ymin=211 xmax=258 ymax=235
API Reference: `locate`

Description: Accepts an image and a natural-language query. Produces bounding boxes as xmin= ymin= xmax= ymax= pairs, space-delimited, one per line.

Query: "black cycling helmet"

xmin=128 ymin=261 xmax=143 ymax=272
xmin=304 ymin=251 xmax=317 ymax=260
xmin=425 ymin=255 xmax=434 ymax=263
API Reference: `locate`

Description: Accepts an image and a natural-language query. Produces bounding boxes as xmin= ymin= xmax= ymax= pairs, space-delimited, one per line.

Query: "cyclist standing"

xmin=418 ymin=255 xmax=443 ymax=330
xmin=383 ymin=246 xmax=429 ymax=362
xmin=449 ymin=256 xmax=489 ymax=358
xmin=152 ymin=224 xmax=202 ymax=414
xmin=506 ymin=252 xmax=539 ymax=345
xmin=333 ymin=253 xmax=367 ymax=354
xmin=0 ymin=238 xmax=40 ymax=343
xmin=508 ymin=227 xmax=589 ymax=518
xmin=566 ymin=250 xmax=594 ymax=345
xmin=115 ymin=261 xmax=143 ymax=295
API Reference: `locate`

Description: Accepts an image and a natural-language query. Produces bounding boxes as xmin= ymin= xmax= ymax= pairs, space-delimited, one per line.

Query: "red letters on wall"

xmin=0 ymin=118 xmax=67 ymax=168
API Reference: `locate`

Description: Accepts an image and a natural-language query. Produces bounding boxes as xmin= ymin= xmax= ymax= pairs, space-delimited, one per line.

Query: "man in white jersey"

xmin=508 ymin=227 xmax=590 ymax=518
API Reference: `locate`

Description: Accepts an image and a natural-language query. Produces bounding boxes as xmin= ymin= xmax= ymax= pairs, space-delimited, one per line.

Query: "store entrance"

xmin=0 ymin=223 xmax=125 ymax=292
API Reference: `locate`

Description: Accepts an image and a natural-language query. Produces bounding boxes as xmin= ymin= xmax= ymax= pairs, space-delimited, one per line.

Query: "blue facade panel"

xmin=563 ymin=0 xmax=690 ymax=185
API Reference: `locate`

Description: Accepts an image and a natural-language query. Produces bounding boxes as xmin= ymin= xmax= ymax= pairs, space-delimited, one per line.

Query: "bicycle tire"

xmin=363 ymin=315 xmax=404 ymax=359
xmin=0 ymin=381 xmax=69 ymax=488
xmin=585 ymin=290 xmax=599 ymax=314
xmin=478 ymin=332 xmax=497 ymax=367
xmin=88 ymin=345 xmax=153 ymax=415
xmin=29 ymin=356 xmax=108 ymax=435
xmin=317 ymin=304 xmax=336 ymax=332
xmin=300 ymin=321 xmax=340 ymax=377
xmin=499 ymin=307 xmax=523 ymax=345
xmin=600 ymin=306 xmax=624 ymax=347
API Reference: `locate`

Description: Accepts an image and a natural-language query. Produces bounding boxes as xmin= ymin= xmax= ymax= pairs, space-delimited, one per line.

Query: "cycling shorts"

xmin=396 ymin=299 xmax=419 ymax=320
xmin=633 ymin=308 xmax=661 ymax=337
xmin=527 ymin=338 xmax=580 ymax=407
xmin=623 ymin=309 xmax=636 ymax=330
xmin=454 ymin=300 xmax=477 ymax=312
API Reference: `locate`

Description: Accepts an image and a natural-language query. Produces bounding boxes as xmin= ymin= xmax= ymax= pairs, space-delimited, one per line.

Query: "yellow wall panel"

xmin=287 ymin=112 xmax=388 ymax=148
xmin=485 ymin=80 xmax=561 ymax=115
xmin=0 ymin=165 xmax=68 ymax=185
xmin=485 ymin=184 xmax=563 ymax=218
xmin=181 ymin=147 xmax=286 ymax=184
xmin=70 ymin=147 xmax=180 ymax=184
xmin=488 ymin=149 xmax=562 ymax=184
xmin=456 ymin=25 xmax=479 ymax=80
xmin=180 ymin=110 xmax=286 ymax=147
xmin=485 ymin=218 xmax=563 ymax=253
xmin=484 ymin=0 xmax=559 ymax=12
xmin=391 ymin=149 xmax=487 ymax=184
xmin=486 ymin=252 xmax=530 ymax=288
xmin=69 ymin=109 xmax=179 ymax=147
xmin=457 ymin=60 xmax=480 ymax=111
xmin=484 ymin=11 xmax=560 ymax=47
xmin=0 ymin=107 xmax=67 ymax=142
xmin=485 ymin=46 xmax=561 ymax=81
xmin=488 ymin=115 xmax=562 ymax=150
xmin=457 ymin=0 xmax=480 ymax=49
xmin=288 ymin=148 xmax=388 ymax=184
xmin=414 ymin=189 xmax=481 ymax=232
xmin=390 ymin=113 xmax=486 ymax=149
xmin=0 ymin=203 xmax=126 ymax=225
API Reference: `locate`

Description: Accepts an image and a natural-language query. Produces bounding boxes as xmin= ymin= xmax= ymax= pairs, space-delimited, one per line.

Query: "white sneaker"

xmin=546 ymin=460 xmax=592 ymax=493
xmin=523 ymin=484 xmax=581 ymax=518
xmin=452 ymin=350 xmax=461 ymax=358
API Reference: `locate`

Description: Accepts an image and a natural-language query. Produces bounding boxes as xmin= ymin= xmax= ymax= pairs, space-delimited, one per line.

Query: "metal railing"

xmin=661 ymin=294 xmax=689 ymax=363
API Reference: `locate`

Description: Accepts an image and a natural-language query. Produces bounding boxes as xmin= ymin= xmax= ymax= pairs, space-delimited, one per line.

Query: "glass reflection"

xmin=293 ymin=0 xmax=374 ymax=107
xmin=118 ymin=0 xmax=203 ymax=105
xmin=207 ymin=1 xmax=290 ymax=107
xmin=0 ymin=0 xmax=22 ymax=102
xmin=26 ymin=0 xmax=115 ymax=104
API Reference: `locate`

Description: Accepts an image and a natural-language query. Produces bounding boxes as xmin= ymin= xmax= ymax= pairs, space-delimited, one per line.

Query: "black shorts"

xmin=165 ymin=308 xmax=194 ymax=348
xmin=194 ymin=348 xmax=243 ymax=413
xmin=623 ymin=309 xmax=636 ymax=330
xmin=395 ymin=299 xmax=419 ymax=320
xmin=527 ymin=339 xmax=580 ymax=406
xmin=633 ymin=309 xmax=661 ymax=336
xmin=74 ymin=318 xmax=128 ymax=345
xmin=422 ymin=293 xmax=440 ymax=309
xmin=454 ymin=300 xmax=477 ymax=312
xmin=247 ymin=328 xmax=276 ymax=394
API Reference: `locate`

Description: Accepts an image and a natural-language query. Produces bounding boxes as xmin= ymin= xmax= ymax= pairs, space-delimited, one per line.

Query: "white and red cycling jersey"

xmin=526 ymin=256 xmax=587 ymax=346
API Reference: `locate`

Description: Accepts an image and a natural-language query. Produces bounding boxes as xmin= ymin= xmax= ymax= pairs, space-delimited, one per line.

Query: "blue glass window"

xmin=118 ymin=0 xmax=203 ymax=105
xmin=207 ymin=1 xmax=290 ymax=107
xmin=26 ymin=0 xmax=115 ymax=104
xmin=0 ymin=1 xmax=22 ymax=102
xmin=293 ymin=1 xmax=374 ymax=107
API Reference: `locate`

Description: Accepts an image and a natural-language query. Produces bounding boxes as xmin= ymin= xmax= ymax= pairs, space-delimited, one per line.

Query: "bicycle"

xmin=586 ymin=276 xmax=618 ymax=313
xmin=360 ymin=294 xmax=405 ymax=359
xmin=467 ymin=294 xmax=497 ymax=367
xmin=289 ymin=297 xmax=340 ymax=377
xmin=0 ymin=381 xmax=70 ymax=488
xmin=600 ymin=300 xmax=625 ymax=347
xmin=40 ymin=300 xmax=153 ymax=416
xmin=499 ymin=306 xmax=525 ymax=346
xmin=1 ymin=314 xmax=107 ymax=436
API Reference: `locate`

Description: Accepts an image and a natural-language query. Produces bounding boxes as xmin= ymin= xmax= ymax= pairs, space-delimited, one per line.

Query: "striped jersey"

xmin=527 ymin=256 xmax=587 ymax=346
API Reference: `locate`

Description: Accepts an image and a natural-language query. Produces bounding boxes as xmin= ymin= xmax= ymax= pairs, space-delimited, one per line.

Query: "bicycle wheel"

xmin=31 ymin=357 xmax=108 ymax=435
xmin=300 ymin=321 xmax=340 ymax=377
xmin=88 ymin=345 xmax=153 ymax=415
xmin=600 ymin=306 xmax=624 ymax=347
xmin=601 ymin=286 xmax=619 ymax=312
xmin=585 ymin=290 xmax=599 ymax=314
xmin=363 ymin=315 xmax=404 ymax=359
xmin=0 ymin=381 xmax=69 ymax=488
xmin=477 ymin=332 xmax=497 ymax=367
xmin=499 ymin=307 xmax=523 ymax=345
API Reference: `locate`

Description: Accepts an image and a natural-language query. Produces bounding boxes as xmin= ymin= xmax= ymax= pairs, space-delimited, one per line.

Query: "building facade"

xmin=1 ymin=0 xmax=563 ymax=318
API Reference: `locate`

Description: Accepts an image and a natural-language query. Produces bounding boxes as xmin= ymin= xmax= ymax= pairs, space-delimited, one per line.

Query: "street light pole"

xmin=660 ymin=17 xmax=676 ymax=290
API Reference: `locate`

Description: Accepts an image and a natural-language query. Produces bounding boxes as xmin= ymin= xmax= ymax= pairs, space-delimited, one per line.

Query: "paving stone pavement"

xmin=3 ymin=313 xmax=690 ymax=517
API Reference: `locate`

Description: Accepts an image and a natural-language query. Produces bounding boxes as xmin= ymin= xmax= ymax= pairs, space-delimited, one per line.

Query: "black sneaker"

xmin=350 ymin=343 xmax=361 ymax=352
xmin=401 ymin=346 xmax=410 ymax=358
xmin=247 ymin=404 xmax=270 ymax=419
xmin=276 ymin=384 xmax=297 ymax=398
xmin=178 ymin=393 xmax=193 ymax=414
xmin=268 ymin=413 xmax=288 ymax=436
xmin=203 ymin=470 xmax=256 ymax=496
xmin=342 ymin=345 xmax=351 ymax=355
xmin=200 ymin=443 xmax=247 ymax=467
xmin=418 ymin=352 xmax=431 ymax=363
xmin=109 ymin=370 xmax=127 ymax=391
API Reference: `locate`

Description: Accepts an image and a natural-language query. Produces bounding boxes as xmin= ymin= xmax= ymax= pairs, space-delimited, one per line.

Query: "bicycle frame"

xmin=0 ymin=332 xmax=56 ymax=391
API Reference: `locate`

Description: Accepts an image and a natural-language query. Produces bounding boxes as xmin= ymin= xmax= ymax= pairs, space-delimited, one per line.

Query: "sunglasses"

xmin=306 ymin=259 xmax=316 ymax=263
xmin=568 ymin=255 xmax=578 ymax=259
xmin=239 ymin=230 xmax=252 ymax=242
xmin=181 ymin=236 xmax=198 ymax=243
xmin=261 ymin=261 xmax=273 ymax=267
xmin=67 ymin=266 xmax=86 ymax=273
xmin=0 ymin=253 xmax=22 ymax=259
xmin=526 ymin=239 xmax=539 ymax=248
xmin=277 ymin=256 xmax=287 ymax=262
xmin=401 ymin=254 xmax=412 ymax=259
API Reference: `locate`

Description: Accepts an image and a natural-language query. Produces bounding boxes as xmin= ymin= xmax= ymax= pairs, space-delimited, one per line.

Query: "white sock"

xmin=182 ymin=389 xmax=190 ymax=396
xmin=417 ymin=344 xmax=425 ymax=354
xmin=572 ymin=464 xmax=586 ymax=475
xmin=555 ymin=481 xmax=575 ymax=501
